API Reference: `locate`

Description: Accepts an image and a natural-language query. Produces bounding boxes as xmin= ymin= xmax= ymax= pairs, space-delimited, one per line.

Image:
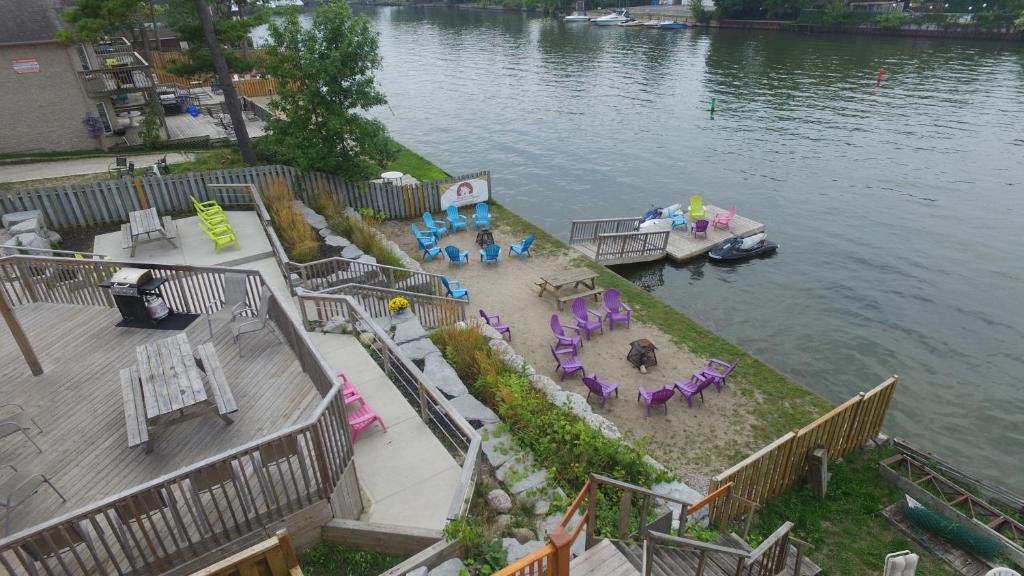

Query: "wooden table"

xmin=536 ymin=268 xmax=602 ymax=310
xmin=126 ymin=207 xmax=177 ymax=256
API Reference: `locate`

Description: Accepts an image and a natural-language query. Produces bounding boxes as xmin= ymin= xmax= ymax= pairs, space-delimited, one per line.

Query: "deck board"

xmin=0 ymin=303 xmax=321 ymax=537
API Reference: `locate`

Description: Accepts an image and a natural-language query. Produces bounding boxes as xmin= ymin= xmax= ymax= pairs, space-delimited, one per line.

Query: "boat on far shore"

xmin=564 ymin=1 xmax=591 ymax=21
xmin=592 ymin=9 xmax=631 ymax=25
xmin=656 ymin=20 xmax=688 ymax=29
xmin=618 ymin=19 xmax=645 ymax=26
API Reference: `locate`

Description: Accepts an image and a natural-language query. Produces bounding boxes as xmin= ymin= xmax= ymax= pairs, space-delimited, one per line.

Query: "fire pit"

xmin=475 ymin=227 xmax=494 ymax=248
xmin=628 ymin=339 xmax=658 ymax=373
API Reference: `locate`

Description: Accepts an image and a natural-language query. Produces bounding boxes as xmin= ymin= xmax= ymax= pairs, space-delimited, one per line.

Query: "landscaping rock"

xmin=530 ymin=487 xmax=567 ymax=516
xmin=650 ymin=480 xmax=705 ymax=527
xmin=323 ymin=317 xmax=352 ymax=334
xmin=537 ymin=511 xmax=586 ymax=558
xmin=398 ymin=338 xmax=441 ymax=361
xmin=509 ymin=469 xmax=547 ymax=496
xmin=427 ymin=558 xmax=466 ymax=576
xmin=358 ymin=332 xmax=376 ymax=346
xmin=1 ymin=210 xmax=41 ymax=230
xmin=581 ymin=412 xmax=621 ymax=439
xmin=324 ymin=234 xmax=351 ymax=248
xmin=501 ymin=539 xmax=545 ymax=565
xmin=405 ymin=567 xmax=428 ymax=576
xmin=423 ymin=354 xmax=469 ymax=398
xmin=479 ymin=423 xmax=516 ymax=468
xmin=356 ymin=254 xmax=378 ymax=265
xmin=496 ymin=453 xmax=535 ymax=484
xmin=8 ymin=218 xmax=41 ymax=235
xmin=493 ymin=514 xmax=513 ymax=535
xmin=44 ymin=230 xmax=61 ymax=244
xmin=478 ymin=322 xmax=502 ymax=341
xmin=486 ymin=488 xmax=513 ymax=513
xmin=7 ymin=232 xmax=50 ymax=252
xmin=549 ymin=390 xmax=593 ymax=417
xmin=449 ymin=394 xmax=499 ymax=428
xmin=393 ymin=316 xmax=428 ymax=344
xmin=341 ymin=245 xmax=364 ymax=259
xmin=528 ymin=374 xmax=562 ymax=396
xmin=511 ymin=527 xmax=536 ymax=544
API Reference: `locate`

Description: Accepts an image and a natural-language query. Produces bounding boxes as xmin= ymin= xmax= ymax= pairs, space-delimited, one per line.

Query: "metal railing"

xmin=301 ymin=284 xmax=466 ymax=330
xmin=291 ymin=256 xmax=446 ymax=296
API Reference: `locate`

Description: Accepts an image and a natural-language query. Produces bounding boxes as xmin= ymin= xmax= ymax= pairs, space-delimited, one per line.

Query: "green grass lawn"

xmin=382 ymin=142 xmax=449 ymax=182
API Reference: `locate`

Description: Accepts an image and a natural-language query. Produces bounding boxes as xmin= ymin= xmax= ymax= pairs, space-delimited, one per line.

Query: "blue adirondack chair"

xmin=473 ymin=203 xmax=491 ymax=229
xmin=509 ymin=235 xmax=534 ymax=260
xmin=416 ymin=235 xmax=441 ymax=261
xmin=441 ymin=277 xmax=469 ymax=301
xmin=446 ymin=205 xmax=468 ymax=233
xmin=670 ymin=210 xmax=688 ymax=230
xmin=423 ymin=212 xmax=447 ymax=239
xmin=445 ymin=245 xmax=469 ymax=267
xmin=479 ymin=243 xmax=501 ymax=265
xmin=411 ymin=223 xmax=433 ymax=243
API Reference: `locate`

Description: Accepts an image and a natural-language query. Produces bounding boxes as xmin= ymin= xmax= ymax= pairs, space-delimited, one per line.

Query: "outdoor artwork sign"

xmin=439 ymin=177 xmax=489 ymax=209
xmin=11 ymin=58 xmax=40 ymax=74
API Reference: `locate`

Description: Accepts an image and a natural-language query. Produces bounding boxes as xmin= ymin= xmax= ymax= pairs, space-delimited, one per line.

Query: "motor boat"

xmin=565 ymin=13 xmax=591 ymax=21
xmin=643 ymin=21 xmax=662 ymax=27
xmin=657 ymin=20 xmax=688 ymax=29
xmin=708 ymin=232 xmax=778 ymax=262
xmin=592 ymin=10 xmax=631 ymax=25
xmin=618 ymin=19 xmax=645 ymax=26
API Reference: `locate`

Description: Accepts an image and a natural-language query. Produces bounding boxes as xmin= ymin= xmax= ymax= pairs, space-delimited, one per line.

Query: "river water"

xmin=257 ymin=9 xmax=1024 ymax=485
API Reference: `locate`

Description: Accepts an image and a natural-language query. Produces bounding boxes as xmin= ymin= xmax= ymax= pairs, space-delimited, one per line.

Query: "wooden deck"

xmin=164 ymin=113 xmax=266 ymax=144
xmin=570 ymin=539 xmax=640 ymax=576
xmin=0 ymin=303 xmax=320 ymax=536
xmin=664 ymin=204 xmax=764 ymax=262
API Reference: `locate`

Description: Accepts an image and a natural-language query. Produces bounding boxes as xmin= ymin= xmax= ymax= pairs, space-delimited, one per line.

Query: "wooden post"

xmin=806 ymin=446 xmax=829 ymax=499
xmin=0 ymin=287 xmax=42 ymax=375
xmin=585 ymin=477 xmax=599 ymax=549
xmin=548 ymin=526 xmax=572 ymax=576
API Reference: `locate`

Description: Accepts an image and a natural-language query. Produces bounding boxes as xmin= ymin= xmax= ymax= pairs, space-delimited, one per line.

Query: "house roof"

xmin=0 ymin=0 xmax=69 ymax=45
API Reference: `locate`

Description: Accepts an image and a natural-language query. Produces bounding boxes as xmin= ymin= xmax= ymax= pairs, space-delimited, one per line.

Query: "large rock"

xmin=358 ymin=332 xmax=376 ymax=346
xmin=356 ymin=254 xmax=378 ymax=266
xmin=341 ymin=244 xmax=364 ymax=259
xmin=8 ymin=218 xmax=41 ymax=235
xmin=650 ymin=480 xmax=705 ymax=527
xmin=509 ymin=469 xmax=547 ymax=496
xmin=479 ymin=423 xmax=516 ymax=468
xmin=511 ymin=527 xmax=536 ymax=544
xmin=549 ymin=390 xmax=593 ymax=417
xmin=427 ymin=558 xmax=466 ymax=576
xmin=6 ymin=232 xmax=50 ymax=252
xmin=393 ymin=315 xmax=428 ymax=344
xmin=423 ymin=354 xmax=468 ymax=398
xmin=501 ymin=539 xmax=545 ymax=565
xmin=581 ymin=412 xmax=621 ymax=439
xmin=398 ymin=338 xmax=441 ymax=361
xmin=449 ymin=394 xmax=499 ymax=428
xmin=324 ymin=234 xmax=351 ymax=248
xmin=486 ymin=488 xmax=513 ymax=513
xmin=528 ymin=374 xmax=562 ymax=396
xmin=478 ymin=321 xmax=503 ymax=341
xmin=323 ymin=317 xmax=353 ymax=334
xmin=1 ymin=210 xmax=41 ymax=230
xmin=405 ymin=567 xmax=428 ymax=576
xmin=496 ymin=453 xmax=535 ymax=484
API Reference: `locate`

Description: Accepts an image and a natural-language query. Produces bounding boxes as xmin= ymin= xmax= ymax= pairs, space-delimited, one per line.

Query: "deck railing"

xmin=593 ymin=230 xmax=670 ymax=262
xmin=0 ymin=256 xmax=358 ymax=576
xmin=291 ymin=256 xmax=446 ymax=297
xmin=80 ymin=63 xmax=153 ymax=97
xmin=300 ymin=284 xmax=466 ymax=330
xmin=568 ymin=217 xmax=643 ymax=245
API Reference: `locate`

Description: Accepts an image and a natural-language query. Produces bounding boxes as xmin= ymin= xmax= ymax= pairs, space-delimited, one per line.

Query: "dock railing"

xmin=569 ymin=217 xmax=643 ymax=245
xmin=569 ymin=218 xmax=669 ymax=263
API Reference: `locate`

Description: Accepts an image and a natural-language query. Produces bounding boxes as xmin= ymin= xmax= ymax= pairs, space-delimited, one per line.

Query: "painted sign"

xmin=11 ymin=58 xmax=40 ymax=74
xmin=439 ymin=177 xmax=489 ymax=209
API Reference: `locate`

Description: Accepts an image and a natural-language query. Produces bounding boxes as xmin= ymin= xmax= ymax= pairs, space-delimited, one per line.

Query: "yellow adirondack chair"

xmin=200 ymin=219 xmax=240 ymax=253
xmin=688 ymin=194 xmax=706 ymax=221
xmin=192 ymin=195 xmax=225 ymax=217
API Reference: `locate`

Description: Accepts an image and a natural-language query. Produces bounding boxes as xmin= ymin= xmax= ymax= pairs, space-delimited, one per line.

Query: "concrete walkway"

xmin=0 ymin=152 xmax=195 ymax=183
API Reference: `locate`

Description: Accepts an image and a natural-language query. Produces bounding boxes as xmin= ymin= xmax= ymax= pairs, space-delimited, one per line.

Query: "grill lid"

xmin=109 ymin=267 xmax=152 ymax=286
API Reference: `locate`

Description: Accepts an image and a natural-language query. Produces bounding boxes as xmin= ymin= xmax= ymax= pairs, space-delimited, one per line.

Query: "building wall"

xmin=0 ymin=43 xmax=103 ymax=154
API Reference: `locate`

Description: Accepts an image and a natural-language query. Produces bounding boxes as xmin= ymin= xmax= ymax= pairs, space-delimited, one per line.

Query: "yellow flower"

xmin=388 ymin=297 xmax=409 ymax=313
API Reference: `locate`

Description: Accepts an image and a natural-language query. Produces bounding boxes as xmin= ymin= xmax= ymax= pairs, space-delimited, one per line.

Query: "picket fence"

xmin=0 ymin=166 xmax=491 ymax=229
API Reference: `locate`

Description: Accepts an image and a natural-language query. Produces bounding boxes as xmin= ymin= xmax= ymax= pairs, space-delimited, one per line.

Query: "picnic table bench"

xmin=536 ymin=268 xmax=603 ymax=310
xmin=121 ymin=208 xmax=177 ymax=256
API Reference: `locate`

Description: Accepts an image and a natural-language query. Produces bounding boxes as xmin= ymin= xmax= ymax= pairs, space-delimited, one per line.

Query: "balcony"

xmin=80 ymin=47 xmax=153 ymax=98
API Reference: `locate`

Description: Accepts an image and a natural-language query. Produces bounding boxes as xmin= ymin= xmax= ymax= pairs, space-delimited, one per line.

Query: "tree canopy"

xmin=56 ymin=0 xmax=149 ymax=44
xmin=165 ymin=0 xmax=268 ymax=76
xmin=259 ymin=0 xmax=397 ymax=179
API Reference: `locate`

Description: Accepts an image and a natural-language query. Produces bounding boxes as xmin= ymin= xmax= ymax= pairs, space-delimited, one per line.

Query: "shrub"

xmin=299 ymin=541 xmax=405 ymax=576
xmin=875 ymin=12 xmax=911 ymax=28
xmin=141 ymin=103 xmax=161 ymax=151
xmin=325 ymin=209 xmax=405 ymax=269
xmin=690 ymin=0 xmax=713 ymax=23
xmin=264 ymin=179 xmax=320 ymax=263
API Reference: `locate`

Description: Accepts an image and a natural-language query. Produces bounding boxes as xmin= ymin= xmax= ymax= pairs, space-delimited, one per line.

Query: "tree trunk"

xmin=149 ymin=0 xmax=159 ymax=53
xmin=193 ymin=0 xmax=256 ymax=164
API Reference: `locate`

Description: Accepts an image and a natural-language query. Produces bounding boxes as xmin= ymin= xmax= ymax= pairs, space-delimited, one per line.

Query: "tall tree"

xmin=57 ymin=0 xmax=150 ymax=57
xmin=165 ymin=0 xmax=268 ymax=77
xmin=260 ymin=0 xmax=397 ymax=179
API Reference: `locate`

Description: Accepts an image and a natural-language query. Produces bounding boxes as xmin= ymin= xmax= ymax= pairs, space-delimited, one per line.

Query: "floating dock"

xmin=569 ymin=204 xmax=765 ymax=266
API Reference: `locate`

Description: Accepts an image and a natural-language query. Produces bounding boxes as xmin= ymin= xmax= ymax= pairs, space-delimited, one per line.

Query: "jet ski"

xmin=708 ymin=232 xmax=778 ymax=262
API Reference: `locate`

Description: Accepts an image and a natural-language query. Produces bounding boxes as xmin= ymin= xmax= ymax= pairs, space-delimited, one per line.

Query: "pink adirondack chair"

xmin=674 ymin=373 xmax=711 ymax=408
xmin=571 ymin=297 xmax=604 ymax=340
xmin=691 ymin=219 xmax=709 ymax=239
xmin=583 ymin=374 xmax=619 ymax=409
xmin=713 ymin=206 xmax=737 ymax=230
xmin=637 ymin=385 xmax=675 ymax=416
xmin=348 ymin=403 xmax=386 ymax=442
xmin=479 ymin=309 xmax=511 ymax=340
xmin=335 ymin=370 xmax=363 ymax=405
xmin=602 ymin=289 xmax=632 ymax=330
xmin=700 ymin=358 xmax=738 ymax=392
xmin=550 ymin=314 xmax=583 ymax=352
xmin=551 ymin=345 xmax=584 ymax=381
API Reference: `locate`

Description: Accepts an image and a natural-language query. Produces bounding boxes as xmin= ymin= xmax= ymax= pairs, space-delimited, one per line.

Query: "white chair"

xmin=0 ymin=404 xmax=43 ymax=453
xmin=985 ymin=568 xmax=1022 ymax=576
xmin=0 ymin=464 xmax=65 ymax=535
xmin=883 ymin=551 xmax=919 ymax=576
xmin=206 ymin=272 xmax=255 ymax=339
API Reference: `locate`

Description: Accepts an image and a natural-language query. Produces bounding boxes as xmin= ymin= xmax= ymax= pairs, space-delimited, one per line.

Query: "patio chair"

xmin=713 ymin=205 xmax=737 ymax=230
xmin=0 ymin=464 xmax=65 ymax=535
xmin=479 ymin=243 xmax=501 ymax=265
xmin=670 ymin=211 xmax=688 ymax=230
xmin=637 ymin=385 xmax=675 ymax=416
xmin=674 ymin=373 xmax=711 ymax=408
xmin=691 ymin=219 xmax=709 ymax=239
xmin=883 ymin=551 xmax=919 ymax=576
xmin=446 ymin=205 xmax=468 ymax=232
xmin=479 ymin=309 xmax=511 ymax=340
xmin=583 ymin=374 xmax=619 ymax=409
xmin=551 ymin=345 xmax=584 ymax=381
xmin=441 ymin=276 xmax=469 ymax=301
xmin=233 ymin=291 xmax=279 ymax=355
xmin=349 ymin=403 xmax=386 ymax=442
xmin=550 ymin=314 xmax=583 ymax=352
xmin=688 ymin=194 xmax=706 ymax=221
xmin=473 ymin=203 xmax=491 ymax=229
xmin=205 ymin=272 xmax=254 ymax=339
xmin=571 ymin=296 xmax=604 ymax=340
xmin=423 ymin=212 xmax=447 ymax=239
xmin=108 ymin=156 xmax=128 ymax=176
xmin=416 ymin=235 xmax=442 ymax=261
xmin=411 ymin=223 xmax=434 ymax=242
xmin=509 ymin=235 xmax=535 ymax=260
xmin=335 ymin=371 xmax=364 ymax=406
xmin=0 ymin=404 xmax=43 ymax=453
xmin=700 ymin=358 xmax=738 ymax=392
xmin=444 ymin=245 xmax=469 ymax=267
xmin=191 ymin=195 xmax=224 ymax=218
xmin=602 ymin=289 xmax=632 ymax=330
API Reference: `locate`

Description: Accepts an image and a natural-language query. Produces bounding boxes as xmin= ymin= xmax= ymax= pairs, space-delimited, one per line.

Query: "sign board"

xmin=439 ymin=177 xmax=489 ymax=209
xmin=11 ymin=58 xmax=40 ymax=74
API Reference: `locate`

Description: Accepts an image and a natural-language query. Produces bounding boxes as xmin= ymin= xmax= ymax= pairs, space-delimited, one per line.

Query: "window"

xmin=76 ymin=44 xmax=91 ymax=71
xmin=96 ymin=102 xmax=112 ymax=134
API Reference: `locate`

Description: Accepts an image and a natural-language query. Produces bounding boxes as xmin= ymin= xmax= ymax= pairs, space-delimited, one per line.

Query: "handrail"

xmin=298 ymin=286 xmax=466 ymax=330
xmin=645 ymin=531 xmax=749 ymax=558
xmin=685 ymin=481 xmax=733 ymax=516
xmin=0 ymin=245 xmax=110 ymax=259
xmin=589 ymin=474 xmax=694 ymax=509
xmin=745 ymin=521 xmax=792 ymax=565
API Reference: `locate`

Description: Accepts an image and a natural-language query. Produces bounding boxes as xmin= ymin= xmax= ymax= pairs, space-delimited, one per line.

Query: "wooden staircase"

xmin=609 ymin=533 xmax=821 ymax=576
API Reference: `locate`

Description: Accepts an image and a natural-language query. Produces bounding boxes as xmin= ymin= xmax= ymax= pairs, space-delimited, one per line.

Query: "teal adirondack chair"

xmin=446 ymin=205 xmax=468 ymax=232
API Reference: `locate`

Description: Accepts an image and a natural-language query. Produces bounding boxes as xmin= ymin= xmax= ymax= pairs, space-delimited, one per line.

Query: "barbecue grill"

xmin=627 ymin=339 xmax=658 ymax=372
xmin=101 ymin=268 xmax=171 ymax=324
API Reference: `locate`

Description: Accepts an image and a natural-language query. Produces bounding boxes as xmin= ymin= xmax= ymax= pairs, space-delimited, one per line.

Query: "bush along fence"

xmin=0 ymin=165 xmax=492 ymax=229
xmin=707 ymin=376 xmax=898 ymax=524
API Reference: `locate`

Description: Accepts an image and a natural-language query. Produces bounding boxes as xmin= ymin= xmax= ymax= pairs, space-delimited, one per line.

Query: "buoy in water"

xmin=876 ymin=66 xmax=885 ymax=87
xmin=710 ymin=96 xmax=717 ymax=113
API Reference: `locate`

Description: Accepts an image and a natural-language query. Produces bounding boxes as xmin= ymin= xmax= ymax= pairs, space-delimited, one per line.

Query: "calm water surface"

xmin=261 ymin=10 xmax=1024 ymax=485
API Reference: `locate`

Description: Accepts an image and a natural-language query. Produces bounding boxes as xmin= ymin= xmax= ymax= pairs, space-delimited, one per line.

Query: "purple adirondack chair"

xmin=551 ymin=345 xmax=584 ymax=381
xmin=602 ymin=289 xmax=632 ymax=331
xmin=479 ymin=309 xmax=511 ymax=341
xmin=571 ymin=297 xmax=604 ymax=340
xmin=674 ymin=373 xmax=711 ymax=408
xmin=637 ymin=385 xmax=675 ymax=416
xmin=582 ymin=374 xmax=619 ymax=409
xmin=700 ymin=358 xmax=738 ymax=392
xmin=550 ymin=314 xmax=583 ymax=352
xmin=691 ymin=219 xmax=709 ymax=239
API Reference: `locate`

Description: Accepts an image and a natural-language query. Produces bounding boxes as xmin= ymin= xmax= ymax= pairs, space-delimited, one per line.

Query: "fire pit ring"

xmin=628 ymin=339 xmax=658 ymax=373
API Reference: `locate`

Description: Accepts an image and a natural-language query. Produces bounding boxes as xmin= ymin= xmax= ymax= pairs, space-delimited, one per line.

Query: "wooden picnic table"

xmin=125 ymin=207 xmax=177 ymax=256
xmin=121 ymin=333 xmax=236 ymax=451
xmin=536 ymin=268 xmax=603 ymax=310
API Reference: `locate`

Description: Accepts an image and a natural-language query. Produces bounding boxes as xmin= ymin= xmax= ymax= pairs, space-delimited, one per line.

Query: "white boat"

xmin=564 ymin=0 xmax=590 ymax=21
xmin=592 ymin=10 xmax=631 ymax=25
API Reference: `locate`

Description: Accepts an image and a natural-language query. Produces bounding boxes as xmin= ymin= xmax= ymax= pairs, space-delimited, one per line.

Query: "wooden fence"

xmin=233 ymin=78 xmax=280 ymax=98
xmin=706 ymin=376 xmax=898 ymax=524
xmin=0 ymin=166 xmax=491 ymax=229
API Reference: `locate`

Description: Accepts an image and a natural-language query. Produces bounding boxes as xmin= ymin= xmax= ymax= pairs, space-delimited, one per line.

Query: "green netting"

xmin=903 ymin=503 xmax=1004 ymax=560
